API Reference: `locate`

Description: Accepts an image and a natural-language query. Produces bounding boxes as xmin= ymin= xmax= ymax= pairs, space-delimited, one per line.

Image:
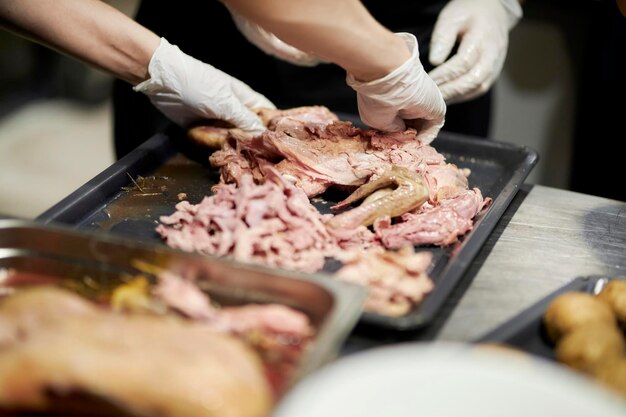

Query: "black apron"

xmin=113 ymin=0 xmax=491 ymax=158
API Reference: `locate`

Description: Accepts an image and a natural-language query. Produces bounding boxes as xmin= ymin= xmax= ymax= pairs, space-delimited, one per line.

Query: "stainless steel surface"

xmin=0 ymin=219 xmax=367 ymax=385
xmin=436 ymin=184 xmax=626 ymax=341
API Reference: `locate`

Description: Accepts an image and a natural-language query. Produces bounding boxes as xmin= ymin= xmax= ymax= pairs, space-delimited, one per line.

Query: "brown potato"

xmin=555 ymin=322 xmax=625 ymax=372
xmin=591 ymin=356 xmax=626 ymax=398
xmin=544 ymin=292 xmax=616 ymax=343
xmin=597 ymin=279 xmax=626 ymax=327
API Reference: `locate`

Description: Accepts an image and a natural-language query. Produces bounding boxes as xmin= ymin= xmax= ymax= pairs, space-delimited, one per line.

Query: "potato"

xmin=555 ymin=322 xmax=625 ymax=372
xmin=544 ymin=292 xmax=616 ymax=343
xmin=597 ymin=279 xmax=626 ymax=327
xmin=591 ymin=356 xmax=626 ymax=398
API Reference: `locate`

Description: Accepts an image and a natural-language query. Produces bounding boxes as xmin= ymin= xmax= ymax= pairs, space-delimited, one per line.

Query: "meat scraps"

xmin=150 ymin=271 xmax=314 ymax=395
xmin=375 ymin=188 xmax=492 ymax=249
xmin=207 ymin=106 xmax=490 ymax=248
xmin=187 ymin=106 xmax=339 ymax=151
xmin=335 ymin=247 xmax=434 ymax=317
xmin=156 ymin=167 xmax=371 ymax=273
xmin=209 ymin=106 xmax=489 ymax=245
xmin=211 ymin=112 xmax=450 ymax=199
xmin=158 ymin=106 xmax=491 ymax=316
xmin=0 ymin=287 xmax=273 ymax=417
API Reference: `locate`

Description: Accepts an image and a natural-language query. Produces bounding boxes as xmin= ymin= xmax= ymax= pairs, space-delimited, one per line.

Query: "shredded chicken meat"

xmin=158 ymin=106 xmax=492 ymax=316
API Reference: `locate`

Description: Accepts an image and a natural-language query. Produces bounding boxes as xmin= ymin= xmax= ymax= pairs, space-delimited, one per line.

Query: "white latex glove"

xmin=428 ymin=0 xmax=522 ymax=104
xmin=229 ymin=11 xmax=323 ymax=67
xmin=133 ymin=38 xmax=275 ymax=134
xmin=346 ymin=32 xmax=446 ymax=143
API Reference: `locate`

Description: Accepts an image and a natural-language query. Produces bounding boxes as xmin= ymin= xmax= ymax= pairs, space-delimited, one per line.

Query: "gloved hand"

xmin=133 ymin=38 xmax=275 ymax=134
xmin=229 ymin=11 xmax=323 ymax=67
xmin=428 ymin=0 xmax=522 ymax=104
xmin=346 ymin=32 xmax=446 ymax=143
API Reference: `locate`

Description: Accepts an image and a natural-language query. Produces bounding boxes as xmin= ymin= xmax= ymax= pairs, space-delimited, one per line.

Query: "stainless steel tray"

xmin=0 ymin=219 xmax=366 ymax=387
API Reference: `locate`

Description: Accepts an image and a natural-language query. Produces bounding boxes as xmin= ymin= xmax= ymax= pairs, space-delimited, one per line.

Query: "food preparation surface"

xmin=342 ymin=185 xmax=626 ymax=352
xmin=37 ymin=123 xmax=537 ymax=331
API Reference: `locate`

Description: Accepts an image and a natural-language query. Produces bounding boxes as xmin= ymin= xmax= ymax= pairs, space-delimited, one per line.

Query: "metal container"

xmin=0 ymin=219 xmax=366 ymax=386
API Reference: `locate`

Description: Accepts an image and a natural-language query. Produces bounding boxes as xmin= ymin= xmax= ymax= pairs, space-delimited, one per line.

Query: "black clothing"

xmin=113 ymin=0 xmax=492 ymax=158
xmin=569 ymin=1 xmax=626 ymax=202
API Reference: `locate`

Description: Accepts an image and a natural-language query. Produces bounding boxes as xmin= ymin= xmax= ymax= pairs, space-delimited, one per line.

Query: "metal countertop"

xmin=344 ymin=184 xmax=626 ymax=351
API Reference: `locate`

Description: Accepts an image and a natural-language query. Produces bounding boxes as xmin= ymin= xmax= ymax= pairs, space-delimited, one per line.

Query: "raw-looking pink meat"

xmin=211 ymin=118 xmax=448 ymax=200
xmin=163 ymin=106 xmax=494 ymax=318
xmin=150 ymin=270 xmax=315 ymax=393
xmin=374 ymin=188 xmax=492 ymax=249
xmin=156 ymin=168 xmax=338 ymax=273
xmin=334 ymin=246 xmax=434 ymax=316
xmin=257 ymin=106 xmax=339 ymax=130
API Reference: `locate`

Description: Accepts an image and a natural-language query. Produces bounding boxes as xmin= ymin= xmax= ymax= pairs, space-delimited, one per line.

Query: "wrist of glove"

xmin=133 ymin=38 xmax=274 ymax=133
xmin=229 ymin=11 xmax=324 ymax=67
xmin=346 ymin=32 xmax=446 ymax=143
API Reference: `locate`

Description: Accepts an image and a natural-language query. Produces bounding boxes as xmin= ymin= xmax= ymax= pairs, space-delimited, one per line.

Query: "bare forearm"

xmin=223 ymin=0 xmax=410 ymax=82
xmin=0 ymin=0 xmax=159 ymax=84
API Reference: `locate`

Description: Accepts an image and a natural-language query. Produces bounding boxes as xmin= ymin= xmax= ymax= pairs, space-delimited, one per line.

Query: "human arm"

xmin=223 ymin=0 xmax=446 ymax=140
xmin=223 ymin=0 xmax=409 ymax=82
xmin=427 ymin=0 xmax=523 ymax=104
xmin=0 ymin=0 xmax=158 ymax=85
xmin=0 ymin=0 xmax=274 ymax=132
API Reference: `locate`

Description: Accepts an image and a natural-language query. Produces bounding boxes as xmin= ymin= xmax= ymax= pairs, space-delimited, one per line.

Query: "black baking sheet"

xmin=37 ymin=118 xmax=538 ymax=331
xmin=474 ymin=276 xmax=617 ymax=360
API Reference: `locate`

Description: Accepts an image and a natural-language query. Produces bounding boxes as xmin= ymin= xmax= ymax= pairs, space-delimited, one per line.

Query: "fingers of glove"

xmin=445 ymin=52 xmax=505 ymax=104
xmin=429 ymin=10 xmax=467 ymax=65
xmin=428 ymin=31 xmax=481 ymax=85
xmin=446 ymin=82 xmax=490 ymax=105
xmin=437 ymin=50 xmax=500 ymax=103
xmin=357 ymin=79 xmax=445 ymax=133
xmin=229 ymin=76 xmax=276 ymax=110
xmin=211 ymin=98 xmax=267 ymax=134
xmin=349 ymin=33 xmax=445 ymax=132
xmin=406 ymin=117 xmax=445 ymax=145
xmin=357 ymin=97 xmax=406 ymax=132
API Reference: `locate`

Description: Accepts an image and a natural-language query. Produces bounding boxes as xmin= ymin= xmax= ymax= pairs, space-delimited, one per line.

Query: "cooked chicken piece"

xmin=327 ymin=166 xmax=429 ymax=229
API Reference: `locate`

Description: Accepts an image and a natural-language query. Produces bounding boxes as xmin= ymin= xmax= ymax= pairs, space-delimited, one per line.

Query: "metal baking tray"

xmin=37 ymin=120 xmax=538 ymax=331
xmin=475 ymin=276 xmax=620 ymax=360
xmin=0 ymin=219 xmax=366 ymax=387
